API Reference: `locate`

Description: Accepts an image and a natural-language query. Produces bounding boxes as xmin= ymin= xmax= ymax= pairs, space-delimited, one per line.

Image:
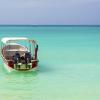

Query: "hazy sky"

xmin=0 ymin=0 xmax=100 ymax=25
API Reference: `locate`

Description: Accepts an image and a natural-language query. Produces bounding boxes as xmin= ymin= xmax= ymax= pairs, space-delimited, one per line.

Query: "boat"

xmin=1 ymin=37 xmax=38 ymax=72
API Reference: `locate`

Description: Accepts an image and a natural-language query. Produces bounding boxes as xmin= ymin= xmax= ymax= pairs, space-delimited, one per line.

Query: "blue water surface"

xmin=0 ymin=26 xmax=100 ymax=100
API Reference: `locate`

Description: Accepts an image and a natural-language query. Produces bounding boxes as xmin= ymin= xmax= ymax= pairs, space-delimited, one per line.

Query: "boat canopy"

xmin=1 ymin=37 xmax=28 ymax=44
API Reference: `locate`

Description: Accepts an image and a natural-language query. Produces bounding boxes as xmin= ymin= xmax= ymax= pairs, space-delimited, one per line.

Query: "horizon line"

xmin=0 ymin=25 xmax=100 ymax=27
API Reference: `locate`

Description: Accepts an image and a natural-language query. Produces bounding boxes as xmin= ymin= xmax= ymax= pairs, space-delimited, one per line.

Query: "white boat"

xmin=1 ymin=37 xmax=38 ymax=72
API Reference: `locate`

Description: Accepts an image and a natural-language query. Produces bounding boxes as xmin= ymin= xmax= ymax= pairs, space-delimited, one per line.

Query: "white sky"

xmin=0 ymin=0 xmax=100 ymax=25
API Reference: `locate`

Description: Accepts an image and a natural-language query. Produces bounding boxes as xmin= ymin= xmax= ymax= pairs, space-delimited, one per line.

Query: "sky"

xmin=0 ymin=0 xmax=100 ymax=25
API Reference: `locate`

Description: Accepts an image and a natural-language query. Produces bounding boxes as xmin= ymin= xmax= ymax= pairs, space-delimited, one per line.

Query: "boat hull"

xmin=2 ymin=57 xmax=38 ymax=72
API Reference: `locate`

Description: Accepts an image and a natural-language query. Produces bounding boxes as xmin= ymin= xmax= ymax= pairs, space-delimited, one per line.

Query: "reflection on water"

xmin=0 ymin=65 xmax=38 ymax=89
xmin=0 ymin=64 xmax=39 ymax=100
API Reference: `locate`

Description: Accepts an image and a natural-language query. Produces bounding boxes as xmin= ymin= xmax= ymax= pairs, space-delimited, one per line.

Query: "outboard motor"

xmin=14 ymin=51 xmax=20 ymax=63
xmin=25 ymin=52 xmax=31 ymax=64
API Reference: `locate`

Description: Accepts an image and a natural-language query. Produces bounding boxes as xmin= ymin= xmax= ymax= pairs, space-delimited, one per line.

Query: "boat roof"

xmin=1 ymin=37 xmax=28 ymax=44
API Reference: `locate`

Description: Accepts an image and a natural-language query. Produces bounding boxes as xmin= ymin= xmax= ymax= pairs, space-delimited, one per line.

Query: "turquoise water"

xmin=0 ymin=26 xmax=100 ymax=100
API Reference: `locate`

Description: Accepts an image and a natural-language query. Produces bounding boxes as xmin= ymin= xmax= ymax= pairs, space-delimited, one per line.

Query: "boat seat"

xmin=5 ymin=56 xmax=13 ymax=60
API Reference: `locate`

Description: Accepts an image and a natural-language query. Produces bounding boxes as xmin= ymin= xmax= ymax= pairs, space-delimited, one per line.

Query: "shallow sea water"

xmin=0 ymin=26 xmax=100 ymax=100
